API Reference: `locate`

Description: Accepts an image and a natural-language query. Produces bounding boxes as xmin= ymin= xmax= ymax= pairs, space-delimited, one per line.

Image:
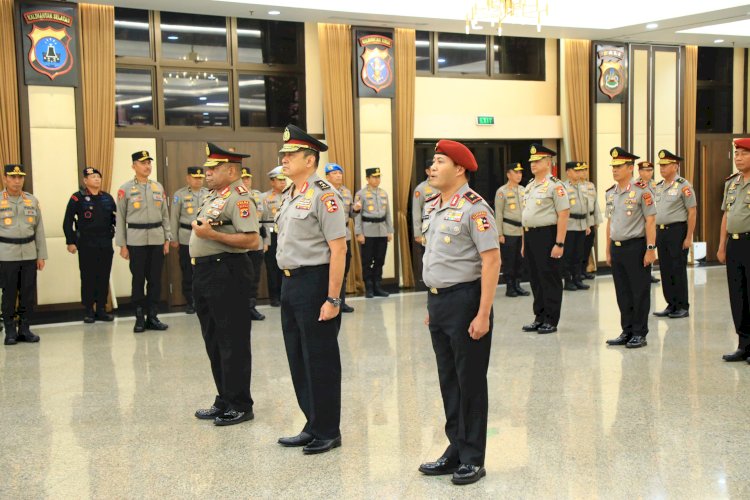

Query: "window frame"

xmin=115 ymin=65 xmax=157 ymax=130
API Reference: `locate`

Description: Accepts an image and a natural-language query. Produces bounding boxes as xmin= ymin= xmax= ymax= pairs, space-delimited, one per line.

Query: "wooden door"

xmin=163 ymin=139 xmax=282 ymax=306
xmin=697 ymin=138 xmax=733 ymax=261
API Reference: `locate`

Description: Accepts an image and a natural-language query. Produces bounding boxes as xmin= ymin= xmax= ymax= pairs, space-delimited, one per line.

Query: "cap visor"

xmin=203 ymin=159 xmax=225 ymax=167
xmin=279 ymin=144 xmax=308 ymax=153
xmin=610 ymin=160 xmax=630 ymax=166
xmin=529 ymin=155 xmax=550 ymax=162
xmin=190 ymin=174 xmax=206 ymax=178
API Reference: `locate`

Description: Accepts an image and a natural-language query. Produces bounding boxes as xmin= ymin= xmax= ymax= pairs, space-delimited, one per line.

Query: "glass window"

xmin=415 ymin=31 xmax=431 ymax=72
xmin=114 ymin=8 xmax=150 ymax=58
xmin=163 ymin=70 xmax=230 ymax=127
xmin=237 ymin=19 xmax=298 ymax=65
xmin=493 ymin=36 xmax=545 ymax=79
xmin=115 ymin=68 xmax=153 ymax=126
xmin=238 ymin=74 xmax=301 ymax=127
xmin=436 ymin=33 xmax=487 ymax=75
xmin=160 ymin=12 xmax=227 ymax=62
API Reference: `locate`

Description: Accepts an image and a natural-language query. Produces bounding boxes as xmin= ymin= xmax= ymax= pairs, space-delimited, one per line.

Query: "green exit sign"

xmin=476 ymin=116 xmax=494 ymax=126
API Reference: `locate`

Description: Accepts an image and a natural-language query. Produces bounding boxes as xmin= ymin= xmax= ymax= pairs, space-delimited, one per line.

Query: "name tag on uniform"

xmin=24 ymin=208 xmax=36 ymax=216
xmin=153 ymin=192 xmax=163 ymax=201
xmin=444 ymin=210 xmax=463 ymax=222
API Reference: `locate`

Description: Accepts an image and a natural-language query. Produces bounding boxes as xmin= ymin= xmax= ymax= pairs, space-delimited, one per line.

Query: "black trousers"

xmin=247 ymin=250 xmax=264 ymax=301
xmin=281 ymin=265 xmax=342 ymax=440
xmin=361 ymin=236 xmax=387 ymax=283
xmin=0 ymin=259 xmax=37 ymax=322
xmin=727 ymin=238 xmax=750 ymax=342
xmin=339 ymin=240 xmax=352 ymax=300
xmin=563 ymin=230 xmax=586 ymax=280
xmin=178 ymin=244 xmax=194 ymax=304
xmin=656 ymin=222 xmax=690 ymax=311
xmin=581 ymin=226 xmax=596 ymax=275
xmin=193 ymin=253 xmax=254 ymax=412
xmin=264 ymin=233 xmax=282 ymax=301
xmin=524 ymin=225 xmax=563 ymax=326
xmin=611 ymin=238 xmax=650 ymax=336
xmin=500 ymin=235 xmax=523 ymax=284
xmin=427 ymin=280 xmax=492 ymax=466
xmin=127 ymin=245 xmax=163 ymax=312
xmin=78 ymin=245 xmax=113 ymax=310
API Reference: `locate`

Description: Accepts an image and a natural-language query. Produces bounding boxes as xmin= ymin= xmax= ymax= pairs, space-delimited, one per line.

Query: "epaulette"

xmin=656 ymin=180 xmax=664 ymax=186
xmin=676 ymin=177 xmax=685 ymax=184
xmin=282 ymin=185 xmax=293 ymax=194
xmin=726 ymin=172 xmax=740 ymax=182
xmin=315 ymin=179 xmax=331 ymax=191
xmin=235 ymin=185 xmax=248 ymax=195
xmin=550 ymin=176 xmax=560 ymax=182
xmin=463 ymin=190 xmax=483 ymax=204
xmin=606 ymin=184 xmax=616 ymax=192
xmin=634 ymin=180 xmax=647 ymax=189
xmin=71 ymin=194 xmax=79 ymax=202
xmin=425 ymin=192 xmax=440 ymax=203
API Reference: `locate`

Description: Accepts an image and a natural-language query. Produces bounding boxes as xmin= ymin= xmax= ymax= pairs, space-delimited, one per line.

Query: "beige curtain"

xmin=394 ymin=29 xmax=416 ymax=288
xmin=0 ymin=0 xmax=20 ymax=174
xmin=563 ymin=39 xmax=591 ymax=161
xmin=80 ymin=4 xmax=116 ymax=191
xmin=682 ymin=45 xmax=697 ymax=183
xmin=318 ymin=23 xmax=362 ymax=293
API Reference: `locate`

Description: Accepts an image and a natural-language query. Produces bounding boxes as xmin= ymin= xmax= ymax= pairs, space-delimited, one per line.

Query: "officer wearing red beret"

xmin=418 ymin=139 xmax=500 ymax=485
xmin=720 ymin=138 xmax=750 ymax=362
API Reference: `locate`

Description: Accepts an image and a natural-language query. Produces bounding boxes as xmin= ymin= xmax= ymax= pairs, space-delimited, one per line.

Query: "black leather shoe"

xmin=514 ymin=282 xmax=530 ymax=296
xmin=84 ymin=309 xmax=96 ymax=324
xmin=4 ymin=334 xmax=17 ymax=346
xmin=95 ymin=311 xmax=114 ymax=322
xmin=4 ymin=322 xmax=17 ymax=345
xmin=574 ymin=280 xmax=590 ymax=290
xmin=505 ymin=286 xmax=518 ymax=297
xmin=418 ymin=457 xmax=459 ymax=476
xmin=278 ymin=432 xmax=314 ymax=447
xmin=606 ymin=333 xmax=631 ymax=345
xmin=723 ymin=349 xmax=750 ymax=362
xmin=17 ymin=323 xmax=40 ymax=343
xmin=451 ymin=464 xmax=486 ymax=485
xmin=270 ymin=299 xmax=281 ymax=307
xmin=564 ymin=281 xmax=577 ymax=291
xmin=626 ymin=336 xmax=648 ymax=348
xmin=134 ymin=307 xmax=145 ymax=333
xmin=214 ymin=409 xmax=254 ymax=426
xmin=537 ymin=323 xmax=557 ymax=334
xmin=373 ymin=283 xmax=390 ymax=297
xmin=341 ymin=303 xmax=354 ymax=313
xmin=365 ymin=288 xmax=374 ymax=299
xmin=250 ymin=307 xmax=265 ymax=320
xmin=185 ymin=304 xmax=196 ymax=315
xmin=522 ymin=321 xmax=542 ymax=332
xmin=653 ymin=307 xmax=675 ymax=317
xmin=145 ymin=316 xmax=168 ymax=331
xmin=194 ymin=405 xmax=225 ymax=420
xmin=302 ymin=435 xmax=342 ymax=454
xmin=583 ymin=272 xmax=595 ymax=280
xmin=650 ymin=276 xmax=660 ymax=284
xmin=668 ymin=309 xmax=689 ymax=319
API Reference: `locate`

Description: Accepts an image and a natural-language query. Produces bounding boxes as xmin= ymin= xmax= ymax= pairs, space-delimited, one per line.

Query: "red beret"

xmin=734 ymin=138 xmax=750 ymax=151
xmin=435 ymin=140 xmax=478 ymax=172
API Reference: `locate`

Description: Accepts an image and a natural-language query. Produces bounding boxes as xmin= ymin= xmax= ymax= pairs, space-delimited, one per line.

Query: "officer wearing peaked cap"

xmin=720 ymin=138 xmax=750 ymax=362
xmin=240 ymin=166 xmax=266 ymax=321
xmin=260 ymin=165 xmax=286 ymax=307
xmin=520 ymin=143 xmax=570 ymax=335
xmin=116 ymin=150 xmax=172 ymax=333
xmin=413 ymin=161 xmax=440 ymax=245
xmin=325 ymin=162 xmax=359 ymax=313
xmin=170 ymin=166 xmax=208 ymax=315
xmin=191 ymin=142 xmax=259 ymax=426
xmin=578 ymin=162 xmax=602 ymax=280
xmin=562 ymin=161 xmax=591 ymax=292
xmin=418 ymin=139 xmax=499 ymax=485
xmin=604 ymin=147 xmax=657 ymax=349
xmin=1 ymin=164 xmax=46 ymax=346
xmin=275 ymin=125 xmax=347 ymax=455
xmin=63 ymin=167 xmax=116 ymax=324
xmin=652 ymin=149 xmax=696 ymax=319
xmin=495 ymin=162 xmax=528 ymax=297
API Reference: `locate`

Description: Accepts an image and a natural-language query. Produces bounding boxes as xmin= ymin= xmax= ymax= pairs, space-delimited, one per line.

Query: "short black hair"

xmin=302 ymin=148 xmax=320 ymax=167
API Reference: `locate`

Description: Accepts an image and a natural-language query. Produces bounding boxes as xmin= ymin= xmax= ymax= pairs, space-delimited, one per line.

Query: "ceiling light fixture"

xmin=168 ymin=35 xmax=179 ymax=40
xmin=268 ymin=10 xmax=281 ymax=15
xmin=714 ymin=39 xmax=725 ymax=43
xmin=646 ymin=23 xmax=658 ymax=29
xmin=465 ymin=0 xmax=549 ymax=36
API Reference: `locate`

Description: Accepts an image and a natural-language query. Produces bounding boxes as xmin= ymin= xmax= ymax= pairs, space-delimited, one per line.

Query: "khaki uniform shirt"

xmin=275 ymin=174 xmax=347 ymax=269
xmin=412 ymin=180 xmax=439 ymax=237
xmin=354 ymin=186 xmax=394 ymax=237
xmin=170 ymin=186 xmax=209 ymax=245
xmin=582 ymin=181 xmax=603 ymax=227
xmin=564 ymin=181 xmax=589 ymax=231
xmin=654 ymin=177 xmax=697 ymax=225
xmin=521 ymin=174 xmax=570 ymax=228
xmin=0 ymin=190 xmax=47 ymax=261
xmin=338 ymin=185 xmax=356 ymax=241
xmin=115 ymin=178 xmax=172 ymax=247
xmin=494 ymin=184 xmax=523 ymax=237
xmin=260 ymin=190 xmax=283 ymax=246
xmin=422 ymin=183 xmax=499 ymax=289
xmin=606 ymin=182 xmax=657 ymax=241
xmin=721 ymin=173 xmax=750 ymax=234
xmin=188 ymin=179 xmax=259 ymax=258
xmin=636 ymin=177 xmax=657 ymax=193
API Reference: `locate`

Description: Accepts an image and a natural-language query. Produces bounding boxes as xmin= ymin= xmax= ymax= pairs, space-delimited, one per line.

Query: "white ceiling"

xmin=86 ymin=0 xmax=750 ymax=47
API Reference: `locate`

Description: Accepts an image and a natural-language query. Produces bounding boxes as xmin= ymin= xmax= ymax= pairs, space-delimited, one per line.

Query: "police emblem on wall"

xmin=19 ymin=2 xmax=79 ymax=87
xmin=355 ymin=29 xmax=395 ymax=98
xmin=596 ymin=44 xmax=626 ymax=103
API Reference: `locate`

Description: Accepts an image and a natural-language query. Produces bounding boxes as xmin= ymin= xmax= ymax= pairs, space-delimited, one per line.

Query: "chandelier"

xmin=465 ymin=0 xmax=549 ymax=36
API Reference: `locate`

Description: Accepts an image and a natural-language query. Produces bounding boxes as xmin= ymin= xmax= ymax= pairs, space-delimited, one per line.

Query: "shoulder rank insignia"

xmin=656 ymin=180 xmax=664 ymax=186
xmin=425 ymin=192 xmax=440 ymax=203
xmin=315 ymin=180 xmax=331 ymax=191
xmin=606 ymin=184 xmax=616 ymax=192
xmin=235 ymin=185 xmax=248 ymax=195
xmin=463 ymin=191 xmax=482 ymax=204
xmin=725 ymin=172 xmax=740 ymax=182
xmin=676 ymin=177 xmax=685 ymax=184
xmin=634 ymin=180 xmax=647 ymax=189
xmin=282 ymin=185 xmax=293 ymax=194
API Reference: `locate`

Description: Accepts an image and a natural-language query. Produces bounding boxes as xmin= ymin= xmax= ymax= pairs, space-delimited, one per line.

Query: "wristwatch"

xmin=326 ymin=296 xmax=342 ymax=307
xmin=646 ymin=244 xmax=656 ymax=250
xmin=554 ymin=242 xmax=565 ymax=248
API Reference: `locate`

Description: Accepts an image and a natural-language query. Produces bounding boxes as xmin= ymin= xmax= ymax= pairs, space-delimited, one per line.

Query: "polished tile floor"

xmin=2 ymin=266 xmax=749 ymax=499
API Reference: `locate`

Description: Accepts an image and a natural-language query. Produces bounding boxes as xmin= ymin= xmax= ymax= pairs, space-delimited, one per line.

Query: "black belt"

xmin=428 ymin=279 xmax=480 ymax=295
xmin=128 ymin=222 xmax=162 ymax=229
xmin=0 ymin=235 xmax=35 ymax=244
xmin=589 ymin=211 xmax=595 ymax=216
xmin=657 ymin=221 xmax=686 ymax=230
xmin=502 ymin=218 xmax=522 ymax=227
xmin=524 ymin=225 xmax=556 ymax=232
xmin=362 ymin=215 xmax=386 ymax=223
xmin=729 ymin=232 xmax=750 ymax=240
xmin=180 ymin=223 xmax=192 ymax=230
xmin=611 ymin=237 xmax=645 ymax=247
xmin=570 ymin=213 xmax=587 ymax=220
xmin=192 ymin=252 xmax=248 ymax=266
xmin=282 ymin=264 xmax=329 ymax=277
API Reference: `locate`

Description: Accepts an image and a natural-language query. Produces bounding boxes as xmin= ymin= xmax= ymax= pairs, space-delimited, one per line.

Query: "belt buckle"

xmin=732 ymin=233 xmax=740 ymax=240
xmin=283 ymin=269 xmax=291 ymax=277
xmin=659 ymin=224 xmax=665 ymax=229
xmin=191 ymin=258 xmax=195 ymax=265
xmin=524 ymin=227 xmax=529 ymax=232
xmin=615 ymin=241 xmax=622 ymax=247
xmin=429 ymin=287 xmax=438 ymax=295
